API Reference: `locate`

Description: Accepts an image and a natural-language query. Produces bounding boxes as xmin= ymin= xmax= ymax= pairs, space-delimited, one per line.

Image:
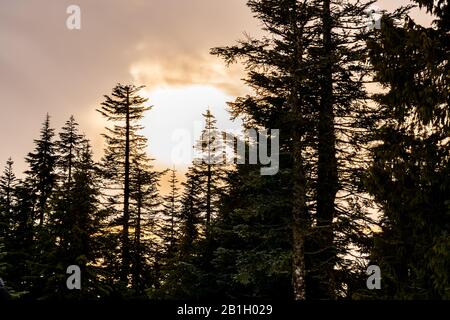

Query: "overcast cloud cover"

xmin=0 ymin=0 xmax=431 ymax=178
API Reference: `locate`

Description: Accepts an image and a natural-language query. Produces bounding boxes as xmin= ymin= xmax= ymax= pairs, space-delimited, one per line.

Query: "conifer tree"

xmin=150 ymin=169 xmax=184 ymax=298
xmin=97 ymin=84 xmax=150 ymax=285
xmin=211 ymin=160 xmax=293 ymax=299
xmin=48 ymin=140 xmax=104 ymax=299
xmin=179 ymin=168 xmax=203 ymax=257
xmin=129 ymin=155 xmax=163 ymax=295
xmin=160 ymin=168 xmax=204 ymax=299
xmin=56 ymin=115 xmax=84 ymax=186
xmin=163 ymin=111 xmax=228 ymax=298
xmin=212 ymin=0 xmax=378 ymax=299
xmin=0 ymin=159 xmax=17 ymax=295
xmin=25 ymin=114 xmax=57 ymax=227
xmin=161 ymin=168 xmax=181 ymax=259
xmin=8 ymin=180 xmax=35 ymax=296
xmin=20 ymin=115 xmax=59 ymax=297
xmin=192 ymin=109 xmax=226 ymax=237
xmin=0 ymin=158 xmax=16 ymax=238
xmin=365 ymin=0 xmax=450 ymax=299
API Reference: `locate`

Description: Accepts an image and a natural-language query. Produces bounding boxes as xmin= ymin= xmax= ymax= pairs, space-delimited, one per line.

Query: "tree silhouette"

xmin=97 ymin=83 xmax=150 ymax=285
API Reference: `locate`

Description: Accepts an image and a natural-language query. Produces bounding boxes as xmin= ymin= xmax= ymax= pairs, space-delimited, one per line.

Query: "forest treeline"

xmin=0 ymin=0 xmax=449 ymax=300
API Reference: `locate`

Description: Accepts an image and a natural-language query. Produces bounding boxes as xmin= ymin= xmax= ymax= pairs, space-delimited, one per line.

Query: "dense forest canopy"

xmin=0 ymin=0 xmax=448 ymax=300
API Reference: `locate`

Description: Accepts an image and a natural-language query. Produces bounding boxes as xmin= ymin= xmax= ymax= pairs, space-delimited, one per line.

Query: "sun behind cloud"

xmin=140 ymin=85 xmax=243 ymax=170
xmin=129 ymin=54 xmax=249 ymax=97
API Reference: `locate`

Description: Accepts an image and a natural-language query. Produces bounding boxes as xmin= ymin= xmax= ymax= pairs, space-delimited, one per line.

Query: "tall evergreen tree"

xmin=97 ymin=83 xmax=150 ymax=285
xmin=151 ymin=168 xmax=183 ymax=297
xmin=0 ymin=158 xmax=17 ymax=296
xmin=212 ymin=0 xmax=378 ymax=299
xmin=192 ymin=109 xmax=227 ymax=237
xmin=56 ymin=115 xmax=84 ymax=186
xmin=25 ymin=114 xmax=57 ymax=227
xmin=364 ymin=0 xmax=450 ymax=299
xmin=0 ymin=158 xmax=16 ymax=238
xmin=47 ymin=140 xmax=105 ymax=299
xmin=129 ymin=155 xmax=163 ymax=295
xmin=162 ymin=168 xmax=205 ymax=299
xmin=179 ymin=168 xmax=203 ymax=258
xmin=8 ymin=180 xmax=35 ymax=296
xmin=161 ymin=168 xmax=181 ymax=260
xmin=211 ymin=158 xmax=293 ymax=299
xmin=20 ymin=115 xmax=59 ymax=297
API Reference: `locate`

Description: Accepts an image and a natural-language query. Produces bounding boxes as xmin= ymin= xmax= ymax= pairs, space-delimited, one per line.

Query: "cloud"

xmin=0 ymin=0 xmax=429 ymax=176
xmin=129 ymin=53 xmax=248 ymax=96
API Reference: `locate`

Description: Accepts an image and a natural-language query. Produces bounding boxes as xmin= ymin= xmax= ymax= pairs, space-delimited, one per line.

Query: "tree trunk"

xmin=291 ymin=4 xmax=309 ymax=299
xmin=292 ymin=133 xmax=308 ymax=300
xmin=170 ymin=193 xmax=176 ymax=255
xmin=315 ymin=0 xmax=338 ymax=299
xmin=206 ymin=163 xmax=211 ymax=236
xmin=133 ymin=170 xmax=142 ymax=293
xmin=67 ymin=144 xmax=73 ymax=187
xmin=122 ymin=90 xmax=131 ymax=284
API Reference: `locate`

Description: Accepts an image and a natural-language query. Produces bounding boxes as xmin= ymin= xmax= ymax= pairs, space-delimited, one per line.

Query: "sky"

xmin=0 ymin=0 xmax=433 ymax=190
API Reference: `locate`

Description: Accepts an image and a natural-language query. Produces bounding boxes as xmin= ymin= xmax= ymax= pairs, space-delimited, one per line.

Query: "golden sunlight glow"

xmin=140 ymin=85 xmax=242 ymax=171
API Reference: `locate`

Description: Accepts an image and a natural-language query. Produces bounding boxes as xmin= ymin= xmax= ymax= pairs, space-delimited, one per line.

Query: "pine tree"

xmin=20 ymin=115 xmax=59 ymax=297
xmin=129 ymin=155 xmax=163 ymax=295
xmin=211 ymin=158 xmax=293 ymax=299
xmin=56 ymin=116 xmax=84 ymax=186
xmin=163 ymin=109 xmax=232 ymax=299
xmin=212 ymin=0 xmax=378 ymax=299
xmin=161 ymin=168 xmax=181 ymax=260
xmin=152 ymin=168 xmax=183 ymax=296
xmin=179 ymin=168 xmax=203 ymax=257
xmin=159 ymin=167 xmax=204 ymax=299
xmin=97 ymin=83 xmax=150 ymax=285
xmin=0 ymin=158 xmax=16 ymax=238
xmin=40 ymin=115 xmax=86 ymax=298
xmin=25 ymin=114 xmax=57 ymax=227
xmin=364 ymin=0 xmax=450 ymax=299
xmin=192 ymin=109 xmax=227 ymax=237
xmin=0 ymin=159 xmax=17 ymax=296
xmin=8 ymin=180 xmax=35 ymax=296
xmin=48 ymin=140 xmax=104 ymax=299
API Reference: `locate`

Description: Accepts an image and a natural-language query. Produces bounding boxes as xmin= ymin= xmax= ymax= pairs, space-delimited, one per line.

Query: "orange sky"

xmin=0 ymin=0 xmax=433 ymax=192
